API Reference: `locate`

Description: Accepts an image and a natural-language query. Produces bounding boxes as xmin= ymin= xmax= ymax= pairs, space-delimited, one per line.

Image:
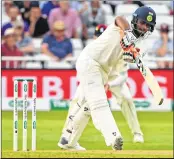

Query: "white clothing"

xmin=78 ymin=23 xmax=123 ymax=74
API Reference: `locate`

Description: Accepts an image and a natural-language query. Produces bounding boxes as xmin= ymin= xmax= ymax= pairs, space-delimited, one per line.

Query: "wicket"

xmin=13 ymin=79 xmax=37 ymax=151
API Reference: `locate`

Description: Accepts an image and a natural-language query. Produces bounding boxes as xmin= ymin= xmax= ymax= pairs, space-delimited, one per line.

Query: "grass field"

xmin=2 ymin=111 xmax=173 ymax=158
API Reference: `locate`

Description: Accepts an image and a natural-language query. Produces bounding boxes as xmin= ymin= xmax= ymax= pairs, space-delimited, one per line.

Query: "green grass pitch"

xmin=2 ymin=111 xmax=173 ymax=158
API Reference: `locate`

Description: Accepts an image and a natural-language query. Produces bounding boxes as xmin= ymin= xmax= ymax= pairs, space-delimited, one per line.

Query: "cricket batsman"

xmin=58 ymin=6 xmax=156 ymax=150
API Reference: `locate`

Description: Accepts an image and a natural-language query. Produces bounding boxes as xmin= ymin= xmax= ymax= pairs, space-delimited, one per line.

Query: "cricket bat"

xmin=134 ymin=55 xmax=164 ymax=105
xmin=119 ymin=30 xmax=163 ymax=105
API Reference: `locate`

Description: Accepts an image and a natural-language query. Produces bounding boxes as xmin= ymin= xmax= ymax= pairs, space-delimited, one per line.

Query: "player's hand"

xmin=120 ymin=30 xmax=137 ymax=51
xmin=123 ymin=47 xmax=140 ymax=63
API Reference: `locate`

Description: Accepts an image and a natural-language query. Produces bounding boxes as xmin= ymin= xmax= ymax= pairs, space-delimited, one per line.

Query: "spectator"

xmin=152 ymin=23 xmax=173 ymax=69
xmin=41 ymin=1 xmax=59 ymax=18
xmin=81 ymin=0 xmax=105 ymax=39
xmin=29 ymin=5 xmax=49 ymax=38
xmin=41 ymin=21 xmax=73 ymax=61
xmin=48 ymin=0 xmax=82 ymax=38
xmin=14 ymin=1 xmax=39 ymax=25
xmin=14 ymin=20 xmax=35 ymax=56
xmin=2 ymin=6 xmax=29 ymax=36
xmin=3 ymin=1 xmax=13 ymax=15
xmin=1 ymin=28 xmax=23 ymax=69
xmin=2 ymin=1 xmax=13 ymax=24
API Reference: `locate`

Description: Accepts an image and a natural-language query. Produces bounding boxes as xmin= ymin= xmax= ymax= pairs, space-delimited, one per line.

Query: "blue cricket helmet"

xmin=131 ymin=6 xmax=156 ymax=38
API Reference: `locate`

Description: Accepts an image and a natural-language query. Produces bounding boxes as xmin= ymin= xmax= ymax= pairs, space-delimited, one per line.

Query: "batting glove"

xmin=120 ymin=30 xmax=137 ymax=51
xmin=123 ymin=48 xmax=140 ymax=63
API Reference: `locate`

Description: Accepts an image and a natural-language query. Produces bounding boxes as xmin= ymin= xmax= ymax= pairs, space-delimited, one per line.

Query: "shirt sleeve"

xmin=108 ymin=72 xmax=127 ymax=87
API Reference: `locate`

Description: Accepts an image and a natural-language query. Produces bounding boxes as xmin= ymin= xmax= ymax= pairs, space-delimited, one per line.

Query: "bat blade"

xmin=135 ymin=58 xmax=164 ymax=105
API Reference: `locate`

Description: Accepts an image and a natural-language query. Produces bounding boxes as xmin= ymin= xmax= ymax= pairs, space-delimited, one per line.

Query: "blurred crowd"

xmin=1 ymin=0 xmax=173 ymax=69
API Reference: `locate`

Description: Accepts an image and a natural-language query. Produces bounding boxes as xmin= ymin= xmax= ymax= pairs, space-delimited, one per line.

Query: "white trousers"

xmin=75 ymin=57 xmax=121 ymax=146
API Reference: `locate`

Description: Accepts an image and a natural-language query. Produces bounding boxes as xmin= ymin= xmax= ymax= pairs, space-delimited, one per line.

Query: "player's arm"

xmin=108 ymin=72 xmax=127 ymax=87
xmin=41 ymin=43 xmax=60 ymax=61
xmin=115 ymin=16 xmax=130 ymax=31
xmin=115 ymin=16 xmax=137 ymax=51
xmin=115 ymin=16 xmax=141 ymax=63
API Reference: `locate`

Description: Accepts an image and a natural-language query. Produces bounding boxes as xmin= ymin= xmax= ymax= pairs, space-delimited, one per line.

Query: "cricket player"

xmin=58 ymin=25 xmax=143 ymax=151
xmin=58 ymin=6 xmax=156 ymax=150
